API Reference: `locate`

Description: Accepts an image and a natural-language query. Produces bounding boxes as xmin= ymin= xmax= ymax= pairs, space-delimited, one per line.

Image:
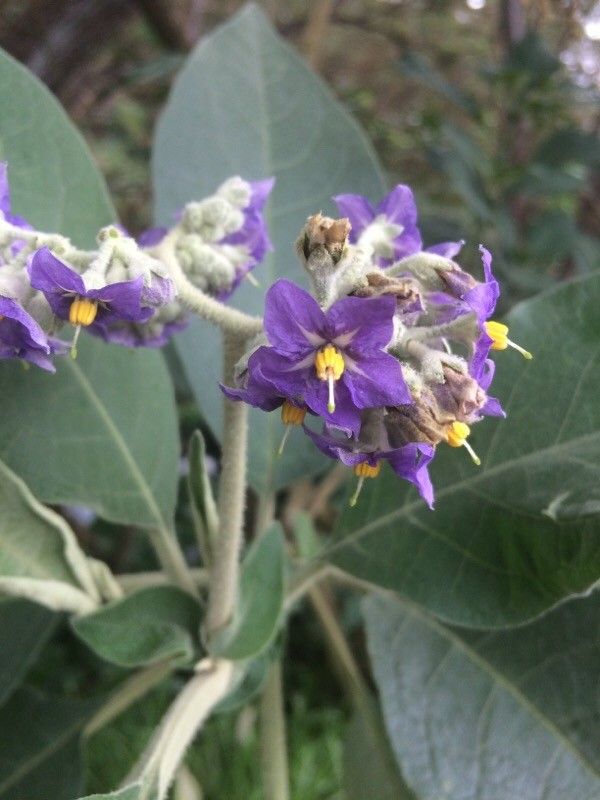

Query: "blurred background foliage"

xmin=0 ymin=1 xmax=598 ymax=797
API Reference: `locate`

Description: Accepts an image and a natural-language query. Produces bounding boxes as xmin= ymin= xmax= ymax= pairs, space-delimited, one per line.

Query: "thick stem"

xmin=153 ymin=234 xmax=263 ymax=338
xmin=84 ymin=661 xmax=175 ymax=738
xmin=206 ymin=332 xmax=249 ymax=637
xmin=259 ymin=661 xmax=290 ymax=800
xmin=127 ymin=659 xmax=235 ymax=800
xmin=117 ymin=567 xmax=209 ymax=594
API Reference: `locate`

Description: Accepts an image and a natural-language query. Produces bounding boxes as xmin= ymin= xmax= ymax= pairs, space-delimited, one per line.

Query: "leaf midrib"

xmin=65 ymin=356 xmax=168 ymax=532
xmin=400 ymin=600 xmax=600 ymax=785
xmin=327 ymin=427 xmax=600 ymax=557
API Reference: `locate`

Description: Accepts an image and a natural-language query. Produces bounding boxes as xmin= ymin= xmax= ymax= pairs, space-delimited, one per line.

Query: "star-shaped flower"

xmin=238 ymin=279 xmax=410 ymax=435
xmin=0 ymin=295 xmax=55 ymax=371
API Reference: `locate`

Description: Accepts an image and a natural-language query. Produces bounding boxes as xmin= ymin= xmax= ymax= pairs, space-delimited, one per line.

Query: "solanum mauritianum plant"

xmin=1 ymin=6 xmax=600 ymax=800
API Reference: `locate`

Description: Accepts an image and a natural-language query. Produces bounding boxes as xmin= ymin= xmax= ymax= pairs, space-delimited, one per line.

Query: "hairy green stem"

xmin=206 ymin=332 xmax=249 ymax=637
xmin=153 ymin=233 xmax=263 ymax=337
xmin=117 ymin=568 xmax=209 ymax=594
xmin=84 ymin=661 xmax=175 ymax=738
xmin=259 ymin=661 xmax=291 ymax=800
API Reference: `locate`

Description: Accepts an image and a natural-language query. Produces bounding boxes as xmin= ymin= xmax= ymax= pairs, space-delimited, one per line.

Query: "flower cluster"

xmin=0 ymin=164 xmax=273 ymax=367
xmin=222 ymin=185 xmax=531 ymax=507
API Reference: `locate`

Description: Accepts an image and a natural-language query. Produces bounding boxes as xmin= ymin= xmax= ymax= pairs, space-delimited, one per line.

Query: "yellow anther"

xmin=69 ymin=297 xmax=98 ymax=327
xmin=349 ymin=460 xmax=381 ymax=506
xmin=354 ymin=461 xmax=381 ymax=479
xmin=446 ymin=421 xmax=481 ymax=466
xmin=277 ymin=402 xmax=307 ymax=457
xmin=314 ymin=344 xmax=345 ymax=413
xmin=281 ymin=401 xmax=306 ymax=427
xmin=485 ymin=320 xmax=532 ymax=360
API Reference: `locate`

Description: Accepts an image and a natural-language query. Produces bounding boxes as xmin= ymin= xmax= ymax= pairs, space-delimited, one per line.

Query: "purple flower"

xmin=426 ymin=240 xmax=465 ymax=259
xmin=304 ymin=424 xmax=435 ymax=508
xmin=0 ymin=163 xmax=31 ymax=231
xmin=0 ymin=295 xmax=55 ymax=371
xmin=334 ymin=184 xmax=422 ymax=264
xmin=218 ymin=178 xmax=275 ymax=299
xmin=239 ymin=279 xmax=410 ymax=435
xmin=28 ymin=248 xmax=152 ymax=332
xmin=471 ymin=357 xmax=505 ymax=418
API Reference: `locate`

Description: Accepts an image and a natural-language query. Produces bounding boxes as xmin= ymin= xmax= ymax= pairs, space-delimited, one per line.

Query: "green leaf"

xmin=329 ymin=273 xmax=600 ymax=627
xmin=344 ymin=713 xmax=416 ymax=800
xmin=153 ymin=3 xmax=385 ymax=493
xmin=0 ymin=335 xmax=179 ymax=532
xmin=0 ymin=47 xmax=113 ymax=245
xmin=71 ymin=586 xmax=203 ymax=668
xmin=0 ymin=687 xmax=95 ymax=800
xmin=0 ymin=600 xmax=56 ymax=707
xmin=0 ymin=459 xmax=99 ymax=608
xmin=364 ymin=592 xmax=600 ymax=800
xmin=536 ymin=127 xmax=600 ymax=168
xmin=210 ymin=524 xmax=285 ymax=660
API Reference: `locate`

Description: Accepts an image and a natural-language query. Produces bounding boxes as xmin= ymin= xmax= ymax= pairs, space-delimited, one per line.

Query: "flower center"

xmin=485 ymin=320 xmax=532 ymax=359
xmin=350 ymin=459 xmax=382 ymax=507
xmin=314 ymin=344 xmax=345 ymax=413
xmin=69 ymin=297 xmax=98 ymax=327
xmin=445 ymin=421 xmax=481 ymax=466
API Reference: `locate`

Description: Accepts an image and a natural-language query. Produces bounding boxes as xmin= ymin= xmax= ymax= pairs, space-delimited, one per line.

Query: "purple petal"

xmin=343 ymin=351 xmax=411 ymax=408
xmin=332 ymin=194 xmax=375 ymax=242
xmin=326 ymin=294 xmax=396 ymax=352
xmin=426 ymin=240 xmax=465 ymax=259
xmin=137 ymin=227 xmax=168 ymax=247
xmin=303 ymin=425 xmax=363 ymax=466
xmin=28 ymin=248 xmax=85 ymax=297
xmin=304 ymin=378 xmax=362 ymax=436
xmin=386 ymin=442 xmax=435 ymax=509
xmin=377 ymin=184 xmax=422 ymax=260
xmin=88 ymin=277 xmax=149 ymax=323
xmin=249 ymin=347 xmax=313 ymax=398
xmin=0 ymin=163 xmax=10 ymax=217
xmin=247 ymin=178 xmax=275 ymax=213
xmin=263 ymin=280 xmax=326 ymax=355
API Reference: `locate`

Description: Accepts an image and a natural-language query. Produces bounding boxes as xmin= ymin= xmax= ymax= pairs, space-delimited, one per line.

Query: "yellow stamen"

xmin=349 ymin=461 xmax=381 ymax=507
xmin=314 ymin=344 xmax=345 ymax=413
xmin=446 ymin=421 xmax=481 ymax=466
xmin=281 ymin=401 xmax=306 ymax=427
xmin=69 ymin=297 xmax=98 ymax=327
xmin=278 ymin=402 xmax=307 ymax=456
xmin=485 ymin=320 xmax=532 ymax=360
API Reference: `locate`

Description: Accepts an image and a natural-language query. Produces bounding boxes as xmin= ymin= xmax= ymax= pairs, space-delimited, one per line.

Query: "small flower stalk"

xmin=223 ymin=185 xmax=532 ymax=507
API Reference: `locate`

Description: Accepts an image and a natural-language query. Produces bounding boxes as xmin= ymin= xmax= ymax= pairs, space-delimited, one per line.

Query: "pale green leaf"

xmin=153 ymin=3 xmax=385 ymax=492
xmin=364 ymin=592 xmax=600 ymax=800
xmin=0 ymin=47 xmax=113 ymax=245
xmin=71 ymin=586 xmax=203 ymax=668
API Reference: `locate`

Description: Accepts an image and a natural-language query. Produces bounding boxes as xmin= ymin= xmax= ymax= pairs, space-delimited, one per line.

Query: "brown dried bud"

xmin=352 ymin=271 xmax=422 ymax=316
xmin=385 ymin=388 xmax=453 ymax=448
xmin=431 ymin=365 xmax=488 ymax=423
xmin=301 ymin=213 xmax=351 ymax=263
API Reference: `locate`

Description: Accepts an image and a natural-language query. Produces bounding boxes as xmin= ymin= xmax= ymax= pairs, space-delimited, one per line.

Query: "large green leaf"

xmin=153 ymin=3 xmax=385 ymax=492
xmin=0 ymin=48 xmax=112 ymax=245
xmin=364 ymin=592 xmax=600 ymax=800
xmin=0 ymin=335 xmax=179 ymax=532
xmin=330 ymin=273 xmax=600 ymax=627
xmin=210 ymin=524 xmax=285 ymax=660
xmin=71 ymin=586 xmax=202 ymax=668
xmin=0 ymin=600 xmax=55 ymax=707
xmin=0 ymin=687 xmax=95 ymax=800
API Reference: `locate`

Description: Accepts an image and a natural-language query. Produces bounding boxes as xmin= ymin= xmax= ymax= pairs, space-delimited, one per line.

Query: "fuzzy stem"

xmin=153 ymin=233 xmax=263 ymax=337
xmin=84 ymin=661 xmax=175 ymax=738
xmin=259 ymin=661 xmax=291 ymax=800
xmin=126 ymin=659 xmax=236 ymax=800
xmin=117 ymin=568 xmax=209 ymax=594
xmin=205 ymin=332 xmax=249 ymax=637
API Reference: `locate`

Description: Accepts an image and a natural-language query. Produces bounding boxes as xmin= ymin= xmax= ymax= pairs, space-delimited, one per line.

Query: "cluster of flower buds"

xmin=0 ymin=163 xmax=273 ymax=367
xmin=222 ymin=185 xmax=532 ymax=507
